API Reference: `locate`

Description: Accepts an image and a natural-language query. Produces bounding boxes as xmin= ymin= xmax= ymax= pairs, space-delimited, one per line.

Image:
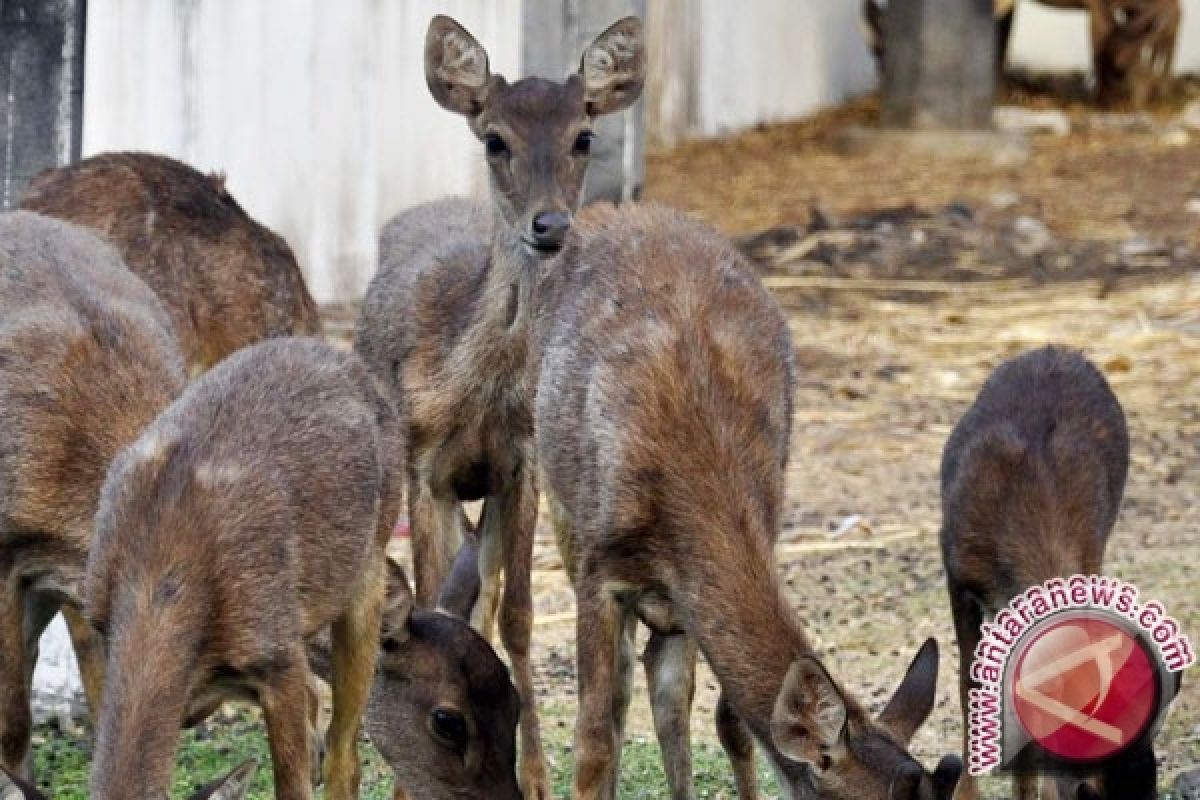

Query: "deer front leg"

xmin=644 ymin=631 xmax=697 ymax=800
xmin=572 ymin=579 xmax=623 ymax=800
xmin=62 ymin=604 xmax=106 ymax=721
xmin=716 ymin=693 xmax=757 ymax=800
xmin=407 ymin=468 xmax=465 ymax=606
xmin=496 ymin=473 xmax=549 ymax=800
xmin=325 ymin=563 xmax=385 ymax=800
xmin=259 ymin=650 xmax=315 ymax=800
xmin=474 ymin=498 xmax=505 ymax=643
xmin=0 ymin=577 xmax=32 ymax=778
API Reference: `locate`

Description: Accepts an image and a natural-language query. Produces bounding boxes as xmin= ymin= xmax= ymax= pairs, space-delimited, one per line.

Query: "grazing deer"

xmin=83 ymin=337 xmax=400 ymax=800
xmin=0 ymin=760 xmax=258 ymax=800
xmin=307 ymin=546 xmax=523 ymax=800
xmin=862 ymin=0 xmax=1180 ymax=107
xmin=20 ymin=152 xmax=321 ymax=374
xmin=354 ymin=14 xmax=645 ymax=797
xmin=940 ymin=346 xmax=1137 ymax=800
xmin=0 ymin=211 xmax=187 ymax=780
xmin=531 ymin=203 xmax=962 ymax=800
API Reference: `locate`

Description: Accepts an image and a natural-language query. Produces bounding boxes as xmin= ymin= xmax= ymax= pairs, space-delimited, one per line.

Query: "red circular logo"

xmin=1010 ymin=615 xmax=1157 ymax=762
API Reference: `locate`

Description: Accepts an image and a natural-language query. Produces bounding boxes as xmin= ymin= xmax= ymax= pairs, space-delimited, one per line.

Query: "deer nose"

xmin=531 ymin=211 xmax=570 ymax=251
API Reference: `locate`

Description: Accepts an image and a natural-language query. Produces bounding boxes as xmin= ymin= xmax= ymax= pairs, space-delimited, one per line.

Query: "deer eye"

xmin=484 ymin=133 xmax=509 ymax=157
xmin=430 ymin=707 xmax=468 ymax=752
xmin=573 ymin=130 xmax=594 ymax=155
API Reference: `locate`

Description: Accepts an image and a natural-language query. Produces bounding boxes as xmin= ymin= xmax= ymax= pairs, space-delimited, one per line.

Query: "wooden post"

xmin=0 ymin=0 xmax=86 ymax=209
xmin=522 ymin=0 xmax=646 ymax=203
xmin=881 ymin=0 xmax=994 ymax=130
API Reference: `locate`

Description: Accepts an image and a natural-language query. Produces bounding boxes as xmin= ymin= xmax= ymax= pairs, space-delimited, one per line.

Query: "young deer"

xmin=354 ymin=14 xmax=645 ymax=797
xmin=862 ymin=0 xmax=1180 ymax=107
xmin=940 ymin=346 xmax=1136 ymax=800
xmin=0 ymin=211 xmax=187 ymax=780
xmin=531 ymin=204 xmax=962 ymax=800
xmin=307 ymin=548 xmax=523 ymax=800
xmin=83 ymin=337 xmax=400 ymax=800
xmin=0 ymin=760 xmax=259 ymax=800
xmin=20 ymin=152 xmax=321 ymax=374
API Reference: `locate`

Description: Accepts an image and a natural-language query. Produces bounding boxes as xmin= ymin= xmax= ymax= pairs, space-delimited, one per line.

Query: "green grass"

xmin=31 ymin=714 xmax=781 ymax=799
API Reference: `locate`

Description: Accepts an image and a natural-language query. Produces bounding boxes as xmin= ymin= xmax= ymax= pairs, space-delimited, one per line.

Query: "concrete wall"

xmin=83 ymin=0 xmax=519 ymax=304
xmin=1009 ymin=0 xmax=1200 ymax=72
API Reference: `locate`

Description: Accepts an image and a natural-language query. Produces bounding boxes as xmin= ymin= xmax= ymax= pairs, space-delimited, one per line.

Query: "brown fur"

xmin=940 ymin=346 xmax=1132 ymax=800
xmin=0 ymin=211 xmax=186 ymax=779
xmin=353 ymin=15 xmax=645 ymax=799
xmin=83 ymin=338 xmax=400 ymax=800
xmin=1 ymin=760 xmax=258 ymax=800
xmin=20 ymin=152 xmax=321 ymax=373
xmin=862 ymin=0 xmax=1180 ymax=108
xmin=531 ymin=203 xmax=961 ymax=800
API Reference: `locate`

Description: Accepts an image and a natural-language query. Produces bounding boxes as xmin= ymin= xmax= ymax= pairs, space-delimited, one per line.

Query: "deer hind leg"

xmin=496 ymin=472 xmax=549 ymax=800
xmin=62 ymin=604 xmax=106 ymax=721
xmin=259 ymin=648 xmax=315 ymax=800
xmin=0 ymin=576 xmax=33 ymax=778
xmin=949 ymin=584 xmax=983 ymax=800
xmin=407 ymin=469 xmax=464 ymax=607
xmin=644 ymin=631 xmax=697 ymax=800
xmin=572 ymin=578 xmax=625 ymax=800
xmin=716 ymin=693 xmax=758 ymax=800
xmin=324 ymin=562 xmax=385 ymax=800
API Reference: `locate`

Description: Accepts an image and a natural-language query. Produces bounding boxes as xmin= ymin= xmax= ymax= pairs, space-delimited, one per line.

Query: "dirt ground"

xmin=512 ymin=90 xmax=1200 ymax=797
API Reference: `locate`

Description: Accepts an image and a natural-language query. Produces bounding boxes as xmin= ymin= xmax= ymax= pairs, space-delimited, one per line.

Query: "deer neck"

xmin=464 ymin=218 xmax=541 ymax=373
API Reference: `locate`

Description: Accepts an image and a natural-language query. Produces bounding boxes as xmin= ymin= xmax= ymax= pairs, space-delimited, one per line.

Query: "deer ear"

xmin=878 ymin=638 xmax=939 ymax=744
xmin=437 ymin=532 xmax=481 ymax=621
xmin=578 ymin=16 xmax=646 ymax=115
xmin=425 ymin=15 xmax=491 ymax=116
xmin=188 ymin=760 xmax=257 ymax=800
xmin=380 ymin=557 xmax=415 ymax=648
xmin=770 ymin=656 xmax=848 ymax=768
xmin=0 ymin=767 xmax=47 ymax=800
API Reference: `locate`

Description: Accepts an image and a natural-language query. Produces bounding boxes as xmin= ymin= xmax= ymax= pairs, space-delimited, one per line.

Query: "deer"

xmin=82 ymin=336 xmax=404 ymax=800
xmin=20 ymin=151 xmax=322 ymax=374
xmin=353 ymin=14 xmax=646 ymax=798
xmin=939 ymin=346 xmax=1141 ymax=800
xmin=307 ymin=543 xmax=524 ymax=800
xmin=862 ymin=0 xmax=1180 ymax=108
xmin=530 ymin=202 xmax=962 ymax=800
xmin=0 ymin=760 xmax=259 ymax=800
xmin=0 ymin=211 xmax=187 ymax=781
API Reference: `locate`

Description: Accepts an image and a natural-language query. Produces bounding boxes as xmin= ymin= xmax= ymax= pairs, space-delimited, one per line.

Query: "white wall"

xmin=83 ymin=0 xmax=519 ymax=304
xmin=1009 ymin=0 xmax=1200 ymax=72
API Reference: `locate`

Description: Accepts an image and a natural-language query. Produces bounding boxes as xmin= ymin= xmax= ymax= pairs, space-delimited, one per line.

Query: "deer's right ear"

xmin=425 ymin=15 xmax=492 ymax=116
xmin=0 ymin=766 xmax=47 ymax=800
xmin=188 ymin=760 xmax=257 ymax=800
xmin=578 ymin=16 xmax=646 ymax=115
xmin=380 ymin=557 xmax=415 ymax=649
xmin=437 ymin=533 xmax=481 ymax=621
xmin=770 ymin=655 xmax=848 ymax=769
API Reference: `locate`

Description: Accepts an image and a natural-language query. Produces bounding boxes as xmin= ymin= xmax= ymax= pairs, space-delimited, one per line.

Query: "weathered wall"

xmin=82 ymin=0 xmax=520 ymax=304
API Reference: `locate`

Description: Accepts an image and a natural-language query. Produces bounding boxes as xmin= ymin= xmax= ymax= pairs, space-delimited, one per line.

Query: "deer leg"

xmin=62 ymin=604 xmax=106 ymax=721
xmin=259 ymin=650 xmax=315 ymax=800
xmin=0 ymin=576 xmax=32 ymax=778
xmin=473 ymin=498 xmax=504 ymax=644
xmin=950 ymin=586 xmax=983 ymax=800
xmin=716 ymin=693 xmax=758 ymax=800
xmin=304 ymin=672 xmax=327 ymax=787
xmin=324 ymin=562 xmax=385 ymax=800
xmin=407 ymin=469 xmax=463 ymax=606
xmin=572 ymin=578 xmax=623 ymax=800
xmin=609 ymin=611 xmax=638 ymax=798
xmin=496 ymin=472 xmax=549 ymax=800
xmin=644 ymin=630 xmax=697 ymax=800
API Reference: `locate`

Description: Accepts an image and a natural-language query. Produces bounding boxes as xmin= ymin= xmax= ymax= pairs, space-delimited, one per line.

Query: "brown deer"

xmin=354 ymin=14 xmax=646 ymax=798
xmin=20 ymin=152 xmax=322 ymax=374
xmin=1 ymin=760 xmax=259 ymax=800
xmin=307 ymin=545 xmax=524 ymax=800
xmin=0 ymin=211 xmax=187 ymax=780
xmin=862 ymin=0 xmax=1180 ymax=107
xmin=530 ymin=203 xmax=962 ymax=800
xmin=82 ymin=337 xmax=400 ymax=800
xmin=940 ymin=346 xmax=1136 ymax=800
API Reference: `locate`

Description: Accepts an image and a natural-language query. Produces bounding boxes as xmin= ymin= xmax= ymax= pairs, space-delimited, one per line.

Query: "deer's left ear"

xmin=577 ymin=16 xmax=646 ymax=115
